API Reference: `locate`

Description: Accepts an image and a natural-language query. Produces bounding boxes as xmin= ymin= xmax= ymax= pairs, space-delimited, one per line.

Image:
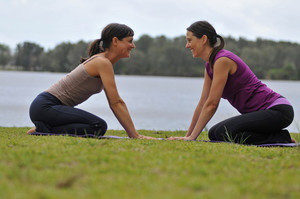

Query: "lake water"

xmin=1 ymin=70 xmax=299 ymax=133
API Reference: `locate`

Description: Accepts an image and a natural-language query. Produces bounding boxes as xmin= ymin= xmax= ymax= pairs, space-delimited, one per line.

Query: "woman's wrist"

xmin=187 ymin=135 xmax=198 ymax=140
xmin=128 ymin=131 xmax=140 ymax=138
xmin=185 ymin=131 xmax=192 ymax=137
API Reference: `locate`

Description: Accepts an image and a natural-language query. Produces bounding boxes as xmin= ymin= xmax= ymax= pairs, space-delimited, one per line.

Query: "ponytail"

xmin=209 ymin=34 xmax=225 ymax=68
xmin=80 ymin=39 xmax=104 ymax=63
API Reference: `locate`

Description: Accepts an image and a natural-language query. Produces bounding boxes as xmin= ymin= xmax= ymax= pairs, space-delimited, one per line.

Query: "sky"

xmin=1 ymin=0 xmax=300 ymax=50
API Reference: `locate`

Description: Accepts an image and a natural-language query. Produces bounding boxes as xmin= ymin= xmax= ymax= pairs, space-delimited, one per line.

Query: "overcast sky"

xmin=1 ymin=0 xmax=300 ymax=50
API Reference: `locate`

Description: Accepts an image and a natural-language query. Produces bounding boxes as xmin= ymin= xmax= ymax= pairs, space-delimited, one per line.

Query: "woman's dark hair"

xmin=187 ymin=21 xmax=225 ymax=68
xmin=80 ymin=23 xmax=134 ymax=63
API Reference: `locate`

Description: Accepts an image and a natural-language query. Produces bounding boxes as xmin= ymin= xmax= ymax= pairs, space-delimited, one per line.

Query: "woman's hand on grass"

xmin=136 ymin=135 xmax=157 ymax=140
xmin=168 ymin=136 xmax=194 ymax=141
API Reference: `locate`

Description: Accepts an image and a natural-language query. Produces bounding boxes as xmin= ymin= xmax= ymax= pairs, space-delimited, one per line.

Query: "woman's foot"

xmin=27 ymin=127 xmax=36 ymax=134
xmin=291 ymin=138 xmax=297 ymax=143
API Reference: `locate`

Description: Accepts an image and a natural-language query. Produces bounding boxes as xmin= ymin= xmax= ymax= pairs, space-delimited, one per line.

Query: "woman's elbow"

xmin=206 ymin=101 xmax=219 ymax=111
xmin=109 ymin=99 xmax=125 ymax=110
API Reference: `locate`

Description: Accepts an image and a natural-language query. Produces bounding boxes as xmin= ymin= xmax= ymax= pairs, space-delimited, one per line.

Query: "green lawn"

xmin=1 ymin=127 xmax=299 ymax=199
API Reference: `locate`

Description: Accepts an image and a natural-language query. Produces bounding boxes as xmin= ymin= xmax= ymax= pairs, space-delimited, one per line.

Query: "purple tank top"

xmin=205 ymin=49 xmax=281 ymax=114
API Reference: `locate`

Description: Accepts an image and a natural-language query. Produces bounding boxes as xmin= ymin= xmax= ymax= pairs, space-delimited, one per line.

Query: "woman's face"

xmin=118 ymin=36 xmax=135 ymax=58
xmin=186 ymin=31 xmax=204 ymax=58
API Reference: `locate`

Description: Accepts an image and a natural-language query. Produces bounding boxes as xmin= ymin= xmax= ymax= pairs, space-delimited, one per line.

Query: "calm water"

xmin=1 ymin=70 xmax=299 ymax=133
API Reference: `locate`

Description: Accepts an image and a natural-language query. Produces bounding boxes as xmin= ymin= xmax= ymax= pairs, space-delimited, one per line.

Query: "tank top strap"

xmin=83 ymin=55 xmax=102 ymax=65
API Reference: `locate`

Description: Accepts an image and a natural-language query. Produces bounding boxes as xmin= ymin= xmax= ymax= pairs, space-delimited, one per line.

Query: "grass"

xmin=0 ymin=127 xmax=299 ymax=199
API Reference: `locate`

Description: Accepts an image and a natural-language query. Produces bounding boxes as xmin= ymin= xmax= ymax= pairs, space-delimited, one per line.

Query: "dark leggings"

xmin=29 ymin=92 xmax=107 ymax=136
xmin=208 ymin=104 xmax=294 ymax=144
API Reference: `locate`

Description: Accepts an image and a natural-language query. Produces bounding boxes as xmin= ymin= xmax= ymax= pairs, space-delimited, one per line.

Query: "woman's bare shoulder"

xmin=84 ymin=56 xmax=113 ymax=76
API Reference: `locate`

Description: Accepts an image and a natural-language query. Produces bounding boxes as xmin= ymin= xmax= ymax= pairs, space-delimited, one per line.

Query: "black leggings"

xmin=208 ymin=104 xmax=294 ymax=144
xmin=29 ymin=92 xmax=107 ymax=136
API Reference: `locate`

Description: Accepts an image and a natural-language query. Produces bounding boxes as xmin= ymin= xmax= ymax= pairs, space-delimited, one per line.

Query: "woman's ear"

xmin=112 ymin=37 xmax=119 ymax=46
xmin=202 ymin=35 xmax=208 ymax=44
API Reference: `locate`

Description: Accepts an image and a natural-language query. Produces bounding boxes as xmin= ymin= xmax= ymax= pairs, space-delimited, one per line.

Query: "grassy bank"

xmin=0 ymin=127 xmax=299 ymax=199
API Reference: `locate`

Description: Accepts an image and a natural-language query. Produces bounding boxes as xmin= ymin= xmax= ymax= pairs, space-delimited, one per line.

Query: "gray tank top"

xmin=46 ymin=62 xmax=103 ymax=106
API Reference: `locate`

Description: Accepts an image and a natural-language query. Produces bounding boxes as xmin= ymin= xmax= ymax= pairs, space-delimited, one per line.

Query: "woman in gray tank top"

xmin=27 ymin=23 xmax=155 ymax=140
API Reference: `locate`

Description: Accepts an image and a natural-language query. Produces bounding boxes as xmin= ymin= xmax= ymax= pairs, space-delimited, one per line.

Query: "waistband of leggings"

xmin=266 ymin=96 xmax=292 ymax=109
xmin=39 ymin=91 xmax=63 ymax=105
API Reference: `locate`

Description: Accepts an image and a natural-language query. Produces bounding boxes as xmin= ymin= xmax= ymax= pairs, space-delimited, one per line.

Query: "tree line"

xmin=1 ymin=35 xmax=300 ymax=80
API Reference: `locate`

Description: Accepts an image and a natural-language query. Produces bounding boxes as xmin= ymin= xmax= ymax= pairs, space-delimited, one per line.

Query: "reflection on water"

xmin=0 ymin=71 xmax=299 ymax=133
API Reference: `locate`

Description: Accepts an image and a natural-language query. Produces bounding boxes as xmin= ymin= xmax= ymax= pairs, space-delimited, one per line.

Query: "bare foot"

xmin=27 ymin=127 xmax=36 ymax=134
xmin=291 ymin=138 xmax=297 ymax=143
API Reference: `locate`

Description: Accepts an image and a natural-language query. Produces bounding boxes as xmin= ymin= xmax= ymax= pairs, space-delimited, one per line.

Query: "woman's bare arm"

xmin=186 ymin=69 xmax=212 ymax=136
xmin=85 ymin=57 xmax=154 ymax=139
xmin=170 ymin=57 xmax=235 ymax=140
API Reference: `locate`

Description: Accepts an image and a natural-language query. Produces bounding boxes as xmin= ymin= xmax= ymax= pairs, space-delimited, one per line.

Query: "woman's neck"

xmin=201 ymin=47 xmax=213 ymax=62
xmin=102 ymin=50 xmax=120 ymax=65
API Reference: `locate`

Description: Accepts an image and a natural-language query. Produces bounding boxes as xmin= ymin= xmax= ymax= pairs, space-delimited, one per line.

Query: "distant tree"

xmin=240 ymin=47 xmax=265 ymax=78
xmin=15 ymin=42 xmax=44 ymax=70
xmin=225 ymin=36 xmax=240 ymax=55
xmin=3 ymin=34 xmax=300 ymax=80
xmin=135 ymin=35 xmax=152 ymax=53
xmin=40 ymin=41 xmax=89 ymax=72
xmin=268 ymin=61 xmax=298 ymax=80
xmin=0 ymin=43 xmax=11 ymax=66
xmin=49 ymin=42 xmax=73 ymax=72
xmin=237 ymin=37 xmax=253 ymax=49
xmin=67 ymin=40 xmax=89 ymax=67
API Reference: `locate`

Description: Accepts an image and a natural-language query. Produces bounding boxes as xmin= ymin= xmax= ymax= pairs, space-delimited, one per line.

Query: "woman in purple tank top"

xmin=169 ymin=21 xmax=296 ymax=144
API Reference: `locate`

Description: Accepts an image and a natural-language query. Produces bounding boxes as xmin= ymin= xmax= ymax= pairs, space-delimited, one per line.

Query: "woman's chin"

xmin=121 ymin=54 xmax=131 ymax=59
xmin=190 ymin=51 xmax=197 ymax=58
xmin=192 ymin=52 xmax=200 ymax=58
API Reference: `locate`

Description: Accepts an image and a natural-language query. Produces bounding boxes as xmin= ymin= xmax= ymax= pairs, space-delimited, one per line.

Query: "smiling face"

xmin=118 ymin=36 xmax=135 ymax=58
xmin=186 ymin=31 xmax=206 ymax=58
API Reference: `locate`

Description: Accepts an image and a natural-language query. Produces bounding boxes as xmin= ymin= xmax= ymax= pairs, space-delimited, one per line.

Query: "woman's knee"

xmin=208 ymin=129 xmax=216 ymax=140
xmin=92 ymin=119 xmax=108 ymax=136
xmin=208 ymin=124 xmax=229 ymax=141
xmin=208 ymin=126 xmax=219 ymax=140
